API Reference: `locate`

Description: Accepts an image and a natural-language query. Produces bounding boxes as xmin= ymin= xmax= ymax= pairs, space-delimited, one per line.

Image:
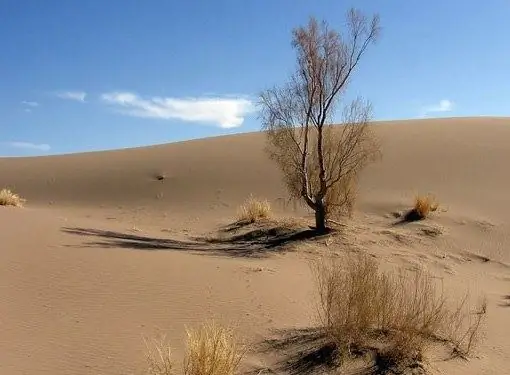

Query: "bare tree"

xmin=259 ymin=9 xmax=381 ymax=233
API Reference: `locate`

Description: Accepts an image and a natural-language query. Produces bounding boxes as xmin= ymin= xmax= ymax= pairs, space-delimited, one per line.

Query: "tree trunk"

xmin=314 ymin=201 xmax=327 ymax=233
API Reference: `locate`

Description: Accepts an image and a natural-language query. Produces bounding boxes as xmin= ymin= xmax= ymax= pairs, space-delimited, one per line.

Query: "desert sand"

xmin=1 ymin=116 xmax=509 ymax=375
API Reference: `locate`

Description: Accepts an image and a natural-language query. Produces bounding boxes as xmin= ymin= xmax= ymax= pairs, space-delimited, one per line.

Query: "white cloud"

xmin=101 ymin=91 xmax=255 ymax=128
xmin=21 ymin=101 xmax=39 ymax=107
xmin=421 ymin=99 xmax=454 ymax=117
xmin=56 ymin=91 xmax=87 ymax=102
xmin=5 ymin=142 xmax=51 ymax=151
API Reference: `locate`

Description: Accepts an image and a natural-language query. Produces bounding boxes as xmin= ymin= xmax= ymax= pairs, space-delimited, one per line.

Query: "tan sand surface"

xmin=1 ymin=117 xmax=509 ymax=374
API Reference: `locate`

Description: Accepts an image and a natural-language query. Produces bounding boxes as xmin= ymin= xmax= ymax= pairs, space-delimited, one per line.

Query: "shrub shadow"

xmin=501 ymin=295 xmax=510 ymax=307
xmin=392 ymin=209 xmax=425 ymax=226
xmin=252 ymin=327 xmax=427 ymax=375
xmin=254 ymin=327 xmax=340 ymax=375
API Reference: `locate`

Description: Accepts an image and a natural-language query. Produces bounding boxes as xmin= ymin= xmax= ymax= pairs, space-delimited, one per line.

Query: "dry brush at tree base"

xmin=259 ymin=8 xmax=382 ymax=233
xmin=312 ymin=254 xmax=487 ymax=370
xmin=0 ymin=188 xmax=25 ymax=207
xmin=145 ymin=321 xmax=246 ymax=375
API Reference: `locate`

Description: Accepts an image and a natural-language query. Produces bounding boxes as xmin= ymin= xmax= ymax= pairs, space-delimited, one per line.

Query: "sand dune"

xmin=1 ymin=117 xmax=509 ymax=374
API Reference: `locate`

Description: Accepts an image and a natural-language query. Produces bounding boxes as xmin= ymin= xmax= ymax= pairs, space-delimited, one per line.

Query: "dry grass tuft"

xmin=447 ymin=296 xmax=488 ymax=358
xmin=184 ymin=321 xmax=245 ymax=375
xmin=237 ymin=195 xmax=271 ymax=223
xmin=412 ymin=194 xmax=439 ymax=220
xmin=144 ymin=322 xmax=245 ymax=375
xmin=312 ymin=253 xmax=486 ymax=370
xmin=144 ymin=335 xmax=175 ymax=375
xmin=0 ymin=188 xmax=25 ymax=207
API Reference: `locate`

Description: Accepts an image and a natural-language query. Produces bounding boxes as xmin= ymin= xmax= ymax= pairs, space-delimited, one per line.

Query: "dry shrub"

xmin=237 ymin=195 xmax=271 ymax=223
xmin=413 ymin=194 xmax=439 ymax=219
xmin=145 ymin=335 xmax=174 ymax=375
xmin=184 ymin=321 xmax=245 ymax=375
xmin=144 ymin=322 xmax=245 ymax=375
xmin=446 ymin=296 xmax=488 ymax=358
xmin=0 ymin=188 xmax=25 ymax=207
xmin=375 ymin=330 xmax=424 ymax=373
xmin=312 ymin=253 xmax=486 ymax=368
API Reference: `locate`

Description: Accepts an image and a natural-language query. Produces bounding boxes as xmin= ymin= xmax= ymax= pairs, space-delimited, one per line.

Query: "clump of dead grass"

xmin=237 ymin=195 xmax=271 ymax=223
xmin=184 ymin=321 xmax=246 ymax=375
xmin=412 ymin=194 xmax=439 ymax=220
xmin=312 ymin=253 xmax=486 ymax=371
xmin=0 ymin=188 xmax=25 ymax=207
xmin=145 ymin=335 xmax=174 ymax=375
xmin=144 ymin=321 xmax=245 ymax=375
xmin=446 ymin=296 xmax=488 ymax=359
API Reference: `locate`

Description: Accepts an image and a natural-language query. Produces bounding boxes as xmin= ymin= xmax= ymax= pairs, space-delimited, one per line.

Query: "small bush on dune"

xmin=313 ymin=253 xmax=486 ymax=370
xmin=184 ymin=321 xmax=245 ymax=375
xmin=0 ymin=188 xmax=25 ymax=207
xmin=412 ymin=194 xmax=439 ymax=220
xmin=144 ymin=322 xmax=245 ymax=375
xmin=237 ymin=195 xmax=271 ymax=223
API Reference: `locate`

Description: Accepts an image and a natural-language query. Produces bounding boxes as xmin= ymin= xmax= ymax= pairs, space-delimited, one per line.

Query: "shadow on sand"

xmin=391 ymin=208 xmax=426 ymax=226
xmin=250 ymin=327 xmax=408 ymax=375
xmin=251 ymin=327 xmax=339 ymax=375
xmin=62 ymin=221 xmax=332 ymax=258
xmin=501 ymin=295 xmax=510 ymax=308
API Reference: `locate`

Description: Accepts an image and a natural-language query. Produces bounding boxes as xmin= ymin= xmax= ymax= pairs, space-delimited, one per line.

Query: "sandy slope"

xmin=1 ymin=117 xmax=509 ymax=375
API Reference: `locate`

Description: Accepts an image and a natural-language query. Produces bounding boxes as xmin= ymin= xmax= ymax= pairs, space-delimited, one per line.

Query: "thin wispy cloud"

xmin=55 ymin=91 xmax=87 ymax=102
xmin=101 ymin=91 xmax=255 ymax=128
xmin=5 ymin=142 xmax=51 ymax=151
xmin=21 ymin=101 xmax=39 ymax=113
xmin=420 ymin=99 xmax=454 ymax=117
xmin=21 ymin=101 xmax=39 ymax=107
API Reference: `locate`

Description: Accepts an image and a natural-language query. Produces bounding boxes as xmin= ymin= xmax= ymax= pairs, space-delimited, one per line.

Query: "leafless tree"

xmin=259 ymin=9 xmax=382 ymax=233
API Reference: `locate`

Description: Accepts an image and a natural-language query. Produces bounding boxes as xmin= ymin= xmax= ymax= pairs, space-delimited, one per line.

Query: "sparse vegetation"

xmin=0 ymin=188 xmax=25 ymax=207
xmin=184 ymin=321 xmax=246 ymax=375
xmin=237 ymin=195 xmax=271 ymax=223
xmin=447 ymin=296 xmax=488 ymax=358
xmin=145 ymin=335 xmax=174 ymax=375
xmin=144 ymin=322 xmax=245 ymax=375
xmin=312 ymin=253 xmax=487 ymax=370
xmin=411 ymin=194 xmax=439 ymax=220
xmin=259 ymin=9 xmax=381 ymax=233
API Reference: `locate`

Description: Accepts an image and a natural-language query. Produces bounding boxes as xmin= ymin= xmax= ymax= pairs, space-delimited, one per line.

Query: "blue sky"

xmin=1 ymin=0 xmax=509 ymax=156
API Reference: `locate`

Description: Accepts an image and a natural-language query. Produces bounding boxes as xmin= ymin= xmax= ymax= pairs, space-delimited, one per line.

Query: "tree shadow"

xmin=61 ymin=222 xmax=332 ymax=258
xmin=205 ymin=224 xmax=328 ymax=249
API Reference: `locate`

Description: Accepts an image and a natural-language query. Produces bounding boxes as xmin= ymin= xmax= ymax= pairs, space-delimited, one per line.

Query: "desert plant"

xmin=412 ymin=194 xmax=439 ymax=220
xmin=144 ymin=335 xmax=174 ymax=375
xmin=447 ymin=296 xmax=487 ymax=358
xmin=183 ymin=321 xmax=245 ymax=375
xmin=237 ymin=195 xmax=271 ymax=223
xmin=259 ymin=9 xmax=381 ymax=233
xmin=312 ymin=253 xmax=486 ymax=368
xmin=0 ymin=188 xmax=25 ymax=207
xmin=375 ymin=330 xmax=424 ymax=373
